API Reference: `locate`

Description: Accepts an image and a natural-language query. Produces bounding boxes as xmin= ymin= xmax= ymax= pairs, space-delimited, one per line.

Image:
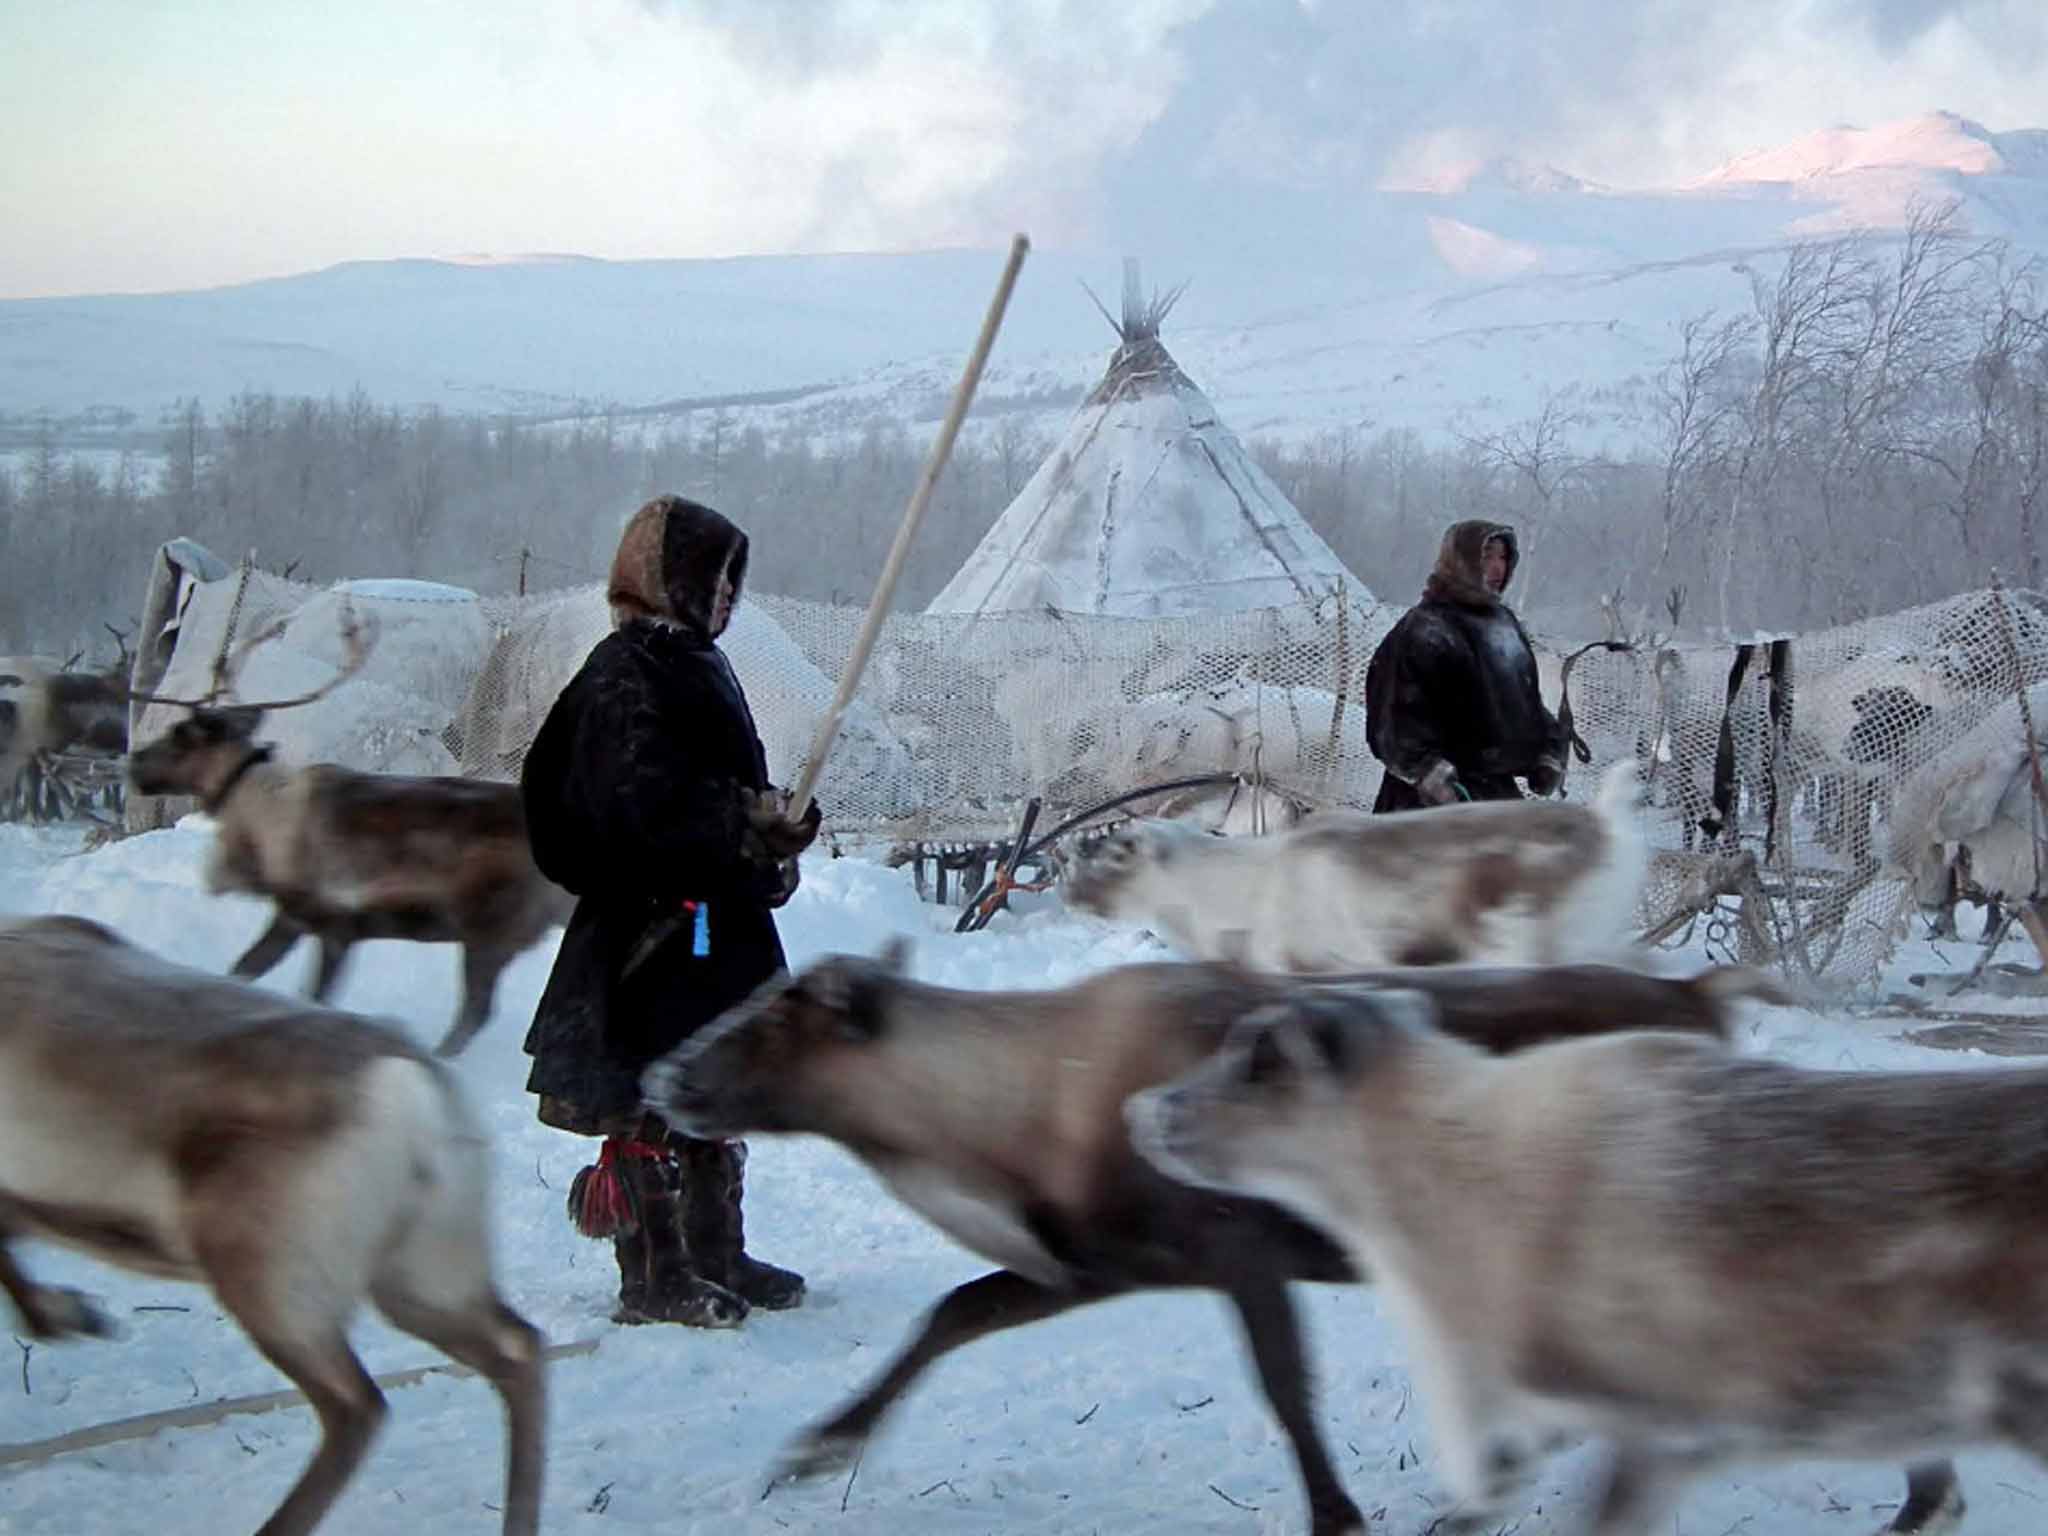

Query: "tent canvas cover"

xmin=926 ymin=265 xmax=1371 ymax=620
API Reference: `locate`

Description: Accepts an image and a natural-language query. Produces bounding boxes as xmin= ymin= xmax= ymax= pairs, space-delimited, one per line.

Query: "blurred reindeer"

xmin=125 ymin=603 xmax=573 ymax=1056
xmin=1 ymin=625 xmax=134 ymax=825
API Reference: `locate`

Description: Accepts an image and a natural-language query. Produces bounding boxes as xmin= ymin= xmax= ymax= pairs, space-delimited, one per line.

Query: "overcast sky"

xmin=6 ymin=0 xmax=2044 ymax=299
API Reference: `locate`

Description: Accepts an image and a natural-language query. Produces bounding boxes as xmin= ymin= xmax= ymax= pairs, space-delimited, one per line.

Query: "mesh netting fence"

xmin=123 ymin=556 xmax=2048 ymax=998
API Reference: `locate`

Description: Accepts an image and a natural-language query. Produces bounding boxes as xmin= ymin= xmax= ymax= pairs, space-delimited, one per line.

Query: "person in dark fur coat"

xmin=1364 ymin=519 xmax=1569 ymax=814
xmin=521 ymin=494 xmax=820 ymax=1328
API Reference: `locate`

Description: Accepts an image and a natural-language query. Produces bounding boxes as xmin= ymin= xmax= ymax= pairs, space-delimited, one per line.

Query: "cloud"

xmin=626 ymin=0 xmax=1207 ymax=249
xmin=9 ymin=0 xmax=2044 ymax=297
xmin=638 ymin=0 xmax=2048 ymax=258
xmin=1837 ymin=0 xmax=2046 ymax=56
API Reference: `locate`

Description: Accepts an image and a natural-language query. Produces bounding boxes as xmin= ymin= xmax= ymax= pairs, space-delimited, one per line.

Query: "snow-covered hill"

xmin=4 ymin=111 xmax=2043 ymax=450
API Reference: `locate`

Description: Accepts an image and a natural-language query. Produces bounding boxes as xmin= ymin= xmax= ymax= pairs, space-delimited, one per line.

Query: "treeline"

xmin=3 ymin=202 xmax=2044 ymax=659
xmin=0 ymin=397 xmax=1055 ymax=656
xmin=1260 ymin=203 xmax=2048 ymax=640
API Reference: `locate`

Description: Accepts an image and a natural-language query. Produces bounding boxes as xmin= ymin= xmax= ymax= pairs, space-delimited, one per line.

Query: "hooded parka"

xmin=520 ymin=495 xmax=800 ymax=1131
xmin=1363 ymin=520 xmax=1568 ymax=814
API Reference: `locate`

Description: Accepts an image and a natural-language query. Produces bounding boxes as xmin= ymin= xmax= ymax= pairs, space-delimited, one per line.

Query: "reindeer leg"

xmin=1980 ymin=902 xmax=2048 ymax=996
xmin=198 ymin=1240 xmax=387 ymax=1536
xmin=1881 ymin=1459 xmax=1964 ymax=1536
xmin=308 ymin=934 xmax=352 ymax=1002
xmin=1586 ymin=1439 xmax=1719 ymax=1536
xmin=2021 ymin=902 xmax=2048 ymax=972
xmin=372 ymin=1285 xmax=546 ymax=1536
xmin=0 ymin=1226 xmax=112 ymax=1340
xmin=230 ymin=912 xmax=304 ymax=982
xmin=1929 ymin=862 xmax=1961 ymax=941
xmin=775 ymin=1269 xmax=1117 ymax=1484
xmin=436 ymin=945 xmax=511 ymax=1057
xmin=1224 ymin=1271 xmax=1366 ymax=1536
xmin=369 ymin=1118 xmax=545 ymax=1535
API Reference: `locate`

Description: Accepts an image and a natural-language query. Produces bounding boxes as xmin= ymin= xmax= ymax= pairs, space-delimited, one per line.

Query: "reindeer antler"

xmin=231 ymin=602 xmax=376 ymax=713
xmin=120 ymin=615 xmax=288 ymax=710
xmin=121 ymin=601 xmax=375 ymax=713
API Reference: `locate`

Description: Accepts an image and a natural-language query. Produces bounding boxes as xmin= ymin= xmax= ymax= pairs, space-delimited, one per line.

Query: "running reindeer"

xmin=0 ymin=913 xmax=546 ymax=1536
xmin=642 ymin=940 xmax=1783 ymax=1536
xmin=125 ymin=603 xmax=574 ymax=1056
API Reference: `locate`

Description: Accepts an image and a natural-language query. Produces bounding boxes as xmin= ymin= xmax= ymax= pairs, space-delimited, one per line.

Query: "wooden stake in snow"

xmin=785 ymin=234 xmax=1030 ymax=822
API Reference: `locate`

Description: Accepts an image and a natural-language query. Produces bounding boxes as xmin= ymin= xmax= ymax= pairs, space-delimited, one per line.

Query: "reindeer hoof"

xmin=29 ymin=1286 xmax=114 ymax=1340
xmin=773 ymin=1430 xmax=864 ymax=1485
xmin=1879 ymin=1485 xmax=1965 ymax=1536
xmin=1428 ymin=1513 xmax=1505 ymax=1536
xmin=1875 ymin=1490 xmax=1957 ymax=1536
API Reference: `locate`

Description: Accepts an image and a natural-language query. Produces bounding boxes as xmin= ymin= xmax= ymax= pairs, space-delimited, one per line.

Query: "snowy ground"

xmin=0 ymin=816 xmax=2043 ymax=1536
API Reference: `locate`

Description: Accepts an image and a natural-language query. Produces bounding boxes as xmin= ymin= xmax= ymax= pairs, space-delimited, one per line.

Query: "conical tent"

xmin=926 ymin=265 xmax=1371 ymax=618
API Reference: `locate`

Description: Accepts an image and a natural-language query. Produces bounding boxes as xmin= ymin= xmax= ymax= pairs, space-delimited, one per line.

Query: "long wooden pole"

xmin=787 ymin=233 xmax=1030 ymax=822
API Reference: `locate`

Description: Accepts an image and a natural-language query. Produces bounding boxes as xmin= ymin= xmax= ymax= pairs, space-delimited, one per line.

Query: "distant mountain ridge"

xmin=4 ymin=111 xmax=2043 ymax=450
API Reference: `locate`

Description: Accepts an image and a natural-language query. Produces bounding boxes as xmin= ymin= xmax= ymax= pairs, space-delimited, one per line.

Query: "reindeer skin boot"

xmin=676 ymin=1135 xmax=806 ymax=1310
xmin=577 ymin=1136 xmax=748 ymax=1328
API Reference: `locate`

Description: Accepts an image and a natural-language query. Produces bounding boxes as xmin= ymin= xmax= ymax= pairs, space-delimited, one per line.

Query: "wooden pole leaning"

xmin=785 ymin=232 xmax=1031 ymax=823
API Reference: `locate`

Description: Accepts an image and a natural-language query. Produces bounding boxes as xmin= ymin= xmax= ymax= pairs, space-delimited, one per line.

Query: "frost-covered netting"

xmin=132 ymin=555 xmax=2048 ymax=997
xmin=440 ymin=579 xmax=2048 ymax=997
xmin=450 ymin=586 xmax=932 ymax=820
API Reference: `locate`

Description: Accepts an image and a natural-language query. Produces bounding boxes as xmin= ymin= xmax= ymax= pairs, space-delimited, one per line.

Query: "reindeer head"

xmin=1061 ymin=817 xmax=1206 ymax=918
xmin=640 ymin=936 xmax=913 ymax=1141
xmin=1124 ymin=986 xmax=1437 ymax=1219
xmin=124 ymin=604 xmax=374 ymax=804
xmin=126 ymin=705 xmax=273 ymax=797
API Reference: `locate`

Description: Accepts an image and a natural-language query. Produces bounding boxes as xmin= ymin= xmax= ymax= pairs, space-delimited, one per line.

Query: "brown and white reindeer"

xmin=0 ymin=913 xmax=546 ymax=1536
xmin=124 ymin=604 xmax=573 ymax=1057
xmin=1063 ymin=759 xmax=1647 ymax=972
xmin=1129 ymin=983 xmax=2048 ymax=1536
xmin=640 ymin=939 xmax=1783 ymax=1536
xmin=1 ymin=626 xmax=134 ymax=823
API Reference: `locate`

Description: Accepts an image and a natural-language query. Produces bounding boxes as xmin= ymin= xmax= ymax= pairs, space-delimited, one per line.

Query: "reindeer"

xmin=1062 ymin=760 xmax=1647 ymax=973
xmin=124 ymin=604 xmax=573 ymax=1057
xmin=1128 ymin=982 xmax=2048 ymax=1536
xmin=1 ymin=625 xmax=133 ymax=824
xmin=0 ymin=913 xmax=546 ymax=1536
xmin=640 ymin=941 xmax=1783 ymax=1536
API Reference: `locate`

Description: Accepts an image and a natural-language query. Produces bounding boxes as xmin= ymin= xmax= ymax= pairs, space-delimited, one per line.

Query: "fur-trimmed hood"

xmin=1422 ymin=520 xmax=1517 ymax=609
xmin=607 ymin=495 xmax=750 ymax=638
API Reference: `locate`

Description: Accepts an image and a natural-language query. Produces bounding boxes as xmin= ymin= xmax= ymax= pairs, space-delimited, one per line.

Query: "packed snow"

xmin=0 ymin=816 xmax=2044 ymax=1535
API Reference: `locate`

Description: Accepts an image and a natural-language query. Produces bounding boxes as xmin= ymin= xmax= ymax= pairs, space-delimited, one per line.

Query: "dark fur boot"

xmin=606 ymin=1139 xmax=748 ymax=1329
xmin=676 ymin=1136 xmax=806 ymax=1310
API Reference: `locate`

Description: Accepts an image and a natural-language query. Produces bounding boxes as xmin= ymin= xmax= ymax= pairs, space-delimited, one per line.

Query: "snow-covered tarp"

xmin=451 ymin=586 xmax=930 ymax=821
xmin=130 ymin=565 xmax=494 ymax=790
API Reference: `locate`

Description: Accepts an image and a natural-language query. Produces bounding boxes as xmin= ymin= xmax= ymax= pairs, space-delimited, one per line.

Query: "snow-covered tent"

xmin=450 ymin=587 xmax=930 ymax=823
xmin=926 ymin=265 xmax=1372 ymax=618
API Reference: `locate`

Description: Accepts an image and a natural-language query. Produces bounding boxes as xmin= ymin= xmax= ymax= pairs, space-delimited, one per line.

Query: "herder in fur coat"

xmin=521 ymin=494 xmax=820 ymax=1328
xmin=1364 ymin=519 xmax=1569 ymax=814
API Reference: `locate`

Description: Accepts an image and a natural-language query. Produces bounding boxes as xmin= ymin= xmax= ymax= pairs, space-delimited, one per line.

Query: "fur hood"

xmin=1422 ymin=520 xmax=1517 ymax=609
xmin=607 ymin=495 xmax=750 ymax=638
